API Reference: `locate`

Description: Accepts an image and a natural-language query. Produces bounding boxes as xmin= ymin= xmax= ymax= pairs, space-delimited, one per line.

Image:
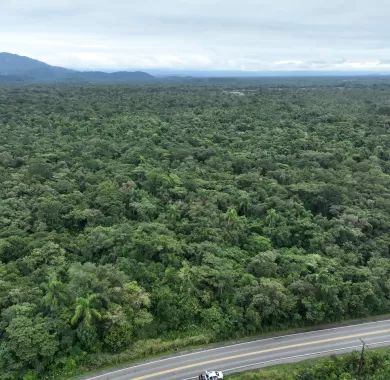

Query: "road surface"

xmin=84 ymin=319 xmax=390 ymax=380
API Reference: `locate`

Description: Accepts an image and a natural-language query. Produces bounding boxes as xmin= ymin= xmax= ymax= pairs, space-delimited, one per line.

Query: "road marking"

xmin=131 ymin=328 xmax=390 ymax=379
xmin=84 ymin=319 xmax=390 ymax=380
xmin=181 ymin=339 xmax=390 ymax=380
xmin=206 ymin=345 xmax=365 ymax=376
xmin=182 ymin=345 xmax=365 ymax=380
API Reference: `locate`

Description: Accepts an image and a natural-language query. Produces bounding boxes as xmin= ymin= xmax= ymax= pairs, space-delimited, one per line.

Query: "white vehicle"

xmin=198 ymin=370 xmax=224 ymax=380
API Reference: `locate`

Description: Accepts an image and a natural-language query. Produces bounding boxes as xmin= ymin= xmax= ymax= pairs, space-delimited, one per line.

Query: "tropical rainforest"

xmin=0 ymin=79 xmax=389 ymax=379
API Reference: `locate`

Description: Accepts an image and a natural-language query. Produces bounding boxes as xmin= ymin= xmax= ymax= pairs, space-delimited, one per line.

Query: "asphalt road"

xmin=84 ymin=319 xmax=390 ymax=380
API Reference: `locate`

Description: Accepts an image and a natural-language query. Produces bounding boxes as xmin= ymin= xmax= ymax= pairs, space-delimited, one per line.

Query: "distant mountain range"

xmin=0 ymin=52 xmax=154 ymax=83
xmin=1 ymin=52 xmax=389 ymax=84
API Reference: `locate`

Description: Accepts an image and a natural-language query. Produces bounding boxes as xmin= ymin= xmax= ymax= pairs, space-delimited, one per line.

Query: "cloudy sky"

xmin=1 ymin=0 xmax=390 ymax=72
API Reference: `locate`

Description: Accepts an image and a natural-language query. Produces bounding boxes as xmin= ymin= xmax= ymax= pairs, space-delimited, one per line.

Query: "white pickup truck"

xmin=198 ymin=370 xmax=224 ymax=380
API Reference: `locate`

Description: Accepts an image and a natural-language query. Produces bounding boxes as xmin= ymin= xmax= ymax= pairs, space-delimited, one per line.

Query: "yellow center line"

xmin=132 ymin=328 xmax=390 ymax=380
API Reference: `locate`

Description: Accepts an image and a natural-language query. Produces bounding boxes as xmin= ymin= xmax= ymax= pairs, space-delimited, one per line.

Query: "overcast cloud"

xmin=1 ymin=0 xmax=390 ymax=71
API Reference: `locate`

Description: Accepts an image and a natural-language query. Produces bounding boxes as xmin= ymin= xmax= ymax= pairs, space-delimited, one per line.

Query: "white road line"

xmin=182 ymin=339 xmax=390 ymax=380
xmin=84 ymin=319 xmax=390 ymax=380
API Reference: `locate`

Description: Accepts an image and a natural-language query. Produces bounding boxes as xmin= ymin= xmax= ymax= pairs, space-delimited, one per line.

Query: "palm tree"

xmin=223 ymin=207 xmax=240 ymax=226
xmin=42 ymin=275 xmax=68 ymax=310
xmin=70 ymin=294 xmax=102 ymax=327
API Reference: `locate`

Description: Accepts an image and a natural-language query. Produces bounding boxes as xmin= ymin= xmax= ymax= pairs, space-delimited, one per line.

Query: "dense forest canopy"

xmin=0 ymin=79 xmax=389 ymax=379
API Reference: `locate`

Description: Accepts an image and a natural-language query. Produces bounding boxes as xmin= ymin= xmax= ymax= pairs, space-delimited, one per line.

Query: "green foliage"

xmin=0 ymin=79 xmax=390 ymax=378
xmin=230 ymin=348 xmax=390 ymax=379
xmin=70 ymin=294 xmax=103 ymax=328
xmin=0 ymin=314 xmax=58 ymax=378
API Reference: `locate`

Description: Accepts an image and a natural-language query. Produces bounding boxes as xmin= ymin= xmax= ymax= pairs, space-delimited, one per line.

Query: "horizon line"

xmin=2 ymin=52 xmax=390 ymax=78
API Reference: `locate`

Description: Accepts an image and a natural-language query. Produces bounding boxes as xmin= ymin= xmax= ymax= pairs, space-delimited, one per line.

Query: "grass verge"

xmin=228 ymin=346 xmax=390 ymax=379
xmin=62 ymin=313 xmax=390 ymax=380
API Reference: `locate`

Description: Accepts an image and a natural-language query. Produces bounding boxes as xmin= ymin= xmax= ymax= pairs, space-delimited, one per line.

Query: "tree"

xmin=70 ymin=294 xmax=102 ymax=328
xmin=42 ymin=274 xmax=68 ymax=310
xmin=0 ymin=315 xmax=58 ymax=377
xmin=247 ymin=250 xmax=278 ymax=278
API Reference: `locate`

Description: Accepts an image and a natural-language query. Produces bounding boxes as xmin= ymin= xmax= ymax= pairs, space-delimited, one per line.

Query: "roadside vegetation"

xmin=0 ymin=79 xmax=389 ymax=379
xmin=229 ymin=346 xmax=390 ymax=379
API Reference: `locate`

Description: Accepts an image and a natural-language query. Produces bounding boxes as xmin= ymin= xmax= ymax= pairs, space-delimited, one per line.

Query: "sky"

xmin=1 ymin=0 xmax=390 ymax=72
